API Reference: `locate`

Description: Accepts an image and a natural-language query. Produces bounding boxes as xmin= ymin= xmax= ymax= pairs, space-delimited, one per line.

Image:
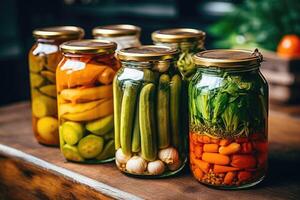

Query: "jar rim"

xmin=117 ymin=45 xmax=179 ymax=62
xmin=60 ymin=39 xmax=117 ymax=54
xmin=193 ymin=49 xmax=263 ymax=68
xmin=33 ymin=26 xmax=84 ymax=40
xmin=92 ymin=24 xmax=141 ymax=37
xmin=152 ymin=28 xmax=205 ymax=43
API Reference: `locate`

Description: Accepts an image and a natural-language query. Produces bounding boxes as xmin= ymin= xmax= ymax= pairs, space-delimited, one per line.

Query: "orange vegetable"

xmin=231 ymin=155 xmax=256 ymax=168
xmin=223 ymin=172 xmax=236 ymax=185
xmin=257 ymin=152 xmax=268 ymax=167
xmin=190 ymin=151 xmax=196 ymax=164
xmin=253 ymin=141 xmax=268 ymax=153
xmin=193 ymin=168 xmax=204 ymax=180
xmin=98 ymin=67 xmax=115 ymax=85
xmin=193 ymin=158 xmax=210 ymax=173
xmin=219 ymin=139 xmax=231 ymax=146
xmin=189 ymin=142 xmax=195 ymax=152
xmin=277 ymin=34 xmax=300 ymax=58
xmin=238 ymin=171 xmax=252 ymax=182
xmin=194 ymin=146 xmax=203 ymax=158
xmin=219 ymin=142 xmax=241 ymax=155
xmin=202 ymin=153 xmax=230 ymax=165
xmin=202 ymin=136 xmax=211 ymax=143
xmin=191 ymin=133 xmax=198 ymax=144
xmin=203 ymin=144 xmax=219 ymax=153
xmin=241 ymin=142 xmax=252 ymax=154
xmin=213 ymin=165 xmax=239 ymax=173
xmin=211 ymin=138 xmax=220 ymax=144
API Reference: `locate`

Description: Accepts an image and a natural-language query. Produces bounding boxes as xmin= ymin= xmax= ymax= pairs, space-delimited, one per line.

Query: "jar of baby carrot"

xmin=57 ymin=40 xmax=118 ymax=163
xmin=189 ymin=49 xmax=268 ymax=189
xmin=29 ymin=26 xmax=84 ymax=146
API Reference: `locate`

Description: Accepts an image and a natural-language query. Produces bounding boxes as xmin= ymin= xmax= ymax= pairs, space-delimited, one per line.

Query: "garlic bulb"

xmin=168 ymin=159 xmax=181 ymax=171
xmin=116 ymin=148 xmax=131 ymax=164
xmin=126 ymin=156 xmax=147 ymax=174
xmin=147 ymin=160 xmax=165 ymax=175
xmin=158 ymin=147 xmax=179 ymax=164
xmin=116 ymin=160 xmax=125 ymax=169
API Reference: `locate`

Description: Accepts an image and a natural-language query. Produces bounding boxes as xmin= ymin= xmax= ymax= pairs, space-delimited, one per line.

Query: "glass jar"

xmin=57 ymin=40 xmax=118 ymax=163
xmin=29 ymin=26 xmax=84 ymax=146
xmin=152 ymin=28 xmax=205 ymax=80
xmin=92 ymin=24 xmax=141 ymax=50
xmin=114 ymin=46 xmax=187 ymax=177
xmin=189 ymin=49 xmax=268 ymax=189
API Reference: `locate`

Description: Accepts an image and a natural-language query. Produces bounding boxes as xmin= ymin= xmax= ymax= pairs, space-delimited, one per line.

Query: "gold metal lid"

xmin=33 ymin=26 xmax=84 ymax=40
xmin=92 ymin=24 xmax=141 ymax=37
xmin=117 ymin=45 xmax=179 ymax=62
xmin=60 ymin=39 xmax=117 ymax=54
xmin=152 ymin=28 xmax=205 ymax=43
xmin=193 ymin=49 xmax=263 ymax=68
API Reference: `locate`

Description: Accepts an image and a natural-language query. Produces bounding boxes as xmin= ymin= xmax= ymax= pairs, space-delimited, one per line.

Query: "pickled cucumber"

xmin=131 ymin=104 xmax=140 ymax=153
xmin=139 ymin=83 xmax=157 ymax=161
xmin=32 ymin=95 xmax=57 ymax=118
xmin=157 ymin=74 xmax=170 ymax=149
xmin=61 ymin=121 xmax=84 ymax=145
xmin=113 ymin=76 xmax=122 ymax=149
xmin=30 ymin=73 xmax=45 ymax=88
xmin=86 ymin=114 xmax=113 ymax=136
xmin=39 ymin=84 xmax=56 ymax=98
xmin=78 ymin=135 xmax=104 ymax=159
xmin=96 ymin=140 xmax=115 ymax=160
xmin=62 ymin=144 xmax=84 ymax=162
xmin=41 ymin=70 xmax=56 ymax=83
xmin=37 ymin=117 xmax=58 ymax=142
xmin=120 ymin=81 xmax=138 ymax=155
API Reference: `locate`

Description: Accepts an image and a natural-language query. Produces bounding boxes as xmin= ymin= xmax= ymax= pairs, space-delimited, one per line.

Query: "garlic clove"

xmin=126 ymin=156 xmax=147 ymax=174
xmin=158 ymin=147 xmax=179 ymax=164
xmin=116 ymin=148 xmax=131 ymax=164
xmin=147 ymin=160 xmax=165 ymax=175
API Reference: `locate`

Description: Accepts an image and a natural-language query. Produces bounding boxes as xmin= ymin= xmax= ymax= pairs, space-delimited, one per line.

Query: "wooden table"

xmin=0 ymin=102 xmax=300 ymax=200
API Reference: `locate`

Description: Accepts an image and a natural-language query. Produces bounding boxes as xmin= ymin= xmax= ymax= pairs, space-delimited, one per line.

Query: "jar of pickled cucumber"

xmin=114 ymin=45 xmax=187 ymax=177
xmin=189 ymin=49 xmax=268 ymax=189
xmin=152 ymin=28 xmax=205 ymax=80
xmin=57 ymin=40 xmax=118 ymax=163
xmin=29 ymin=26 xmax=84 ymax=146
xmin=92 ymin=24 xmax=141 ymax=50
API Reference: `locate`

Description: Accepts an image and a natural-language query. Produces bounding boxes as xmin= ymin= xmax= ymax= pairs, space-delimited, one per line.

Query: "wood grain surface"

xmin=0 ymin=102 xmax=300 ymax=200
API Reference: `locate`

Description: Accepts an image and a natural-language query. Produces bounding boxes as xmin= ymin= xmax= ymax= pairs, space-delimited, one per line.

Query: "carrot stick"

xmin=238 ymin=171 xmax=252 ymax=182
xmin=189 ymin=142 xmax=195 ymax=152
xmin=190 ymin=151 xmax=196 ymax=164
xmin=98 ymin=67 xmax=115 ymax=85
xmin=241 ymin=142 xmax=252 ymax=154
xmin=202 ymin=136 xmax=211 ymax=143
xmin=193 ymin=168 xmax=204 ymax=180
xmin=219 ymin=139 xmax=231 ymax=146
xmin=193 ymin=159 xmax=210 ymax=173
xmin=203 ymin=144 xmax=219 ymax=153
xmin=194 ymin=145 xmax=203 ymax=158
xmin=223 ymin=172 xmax=236 ymax=185
xmin=231 ymin=155 xmax=256 ymax=168
xmin=191 ymin=133 xmax=198 ymax=144
xmin=211 ymin=138 xmax=220 ymax=144
xmin=202 ymin=153 xmax=230 ymax=165
xmin=213 ymin=165 xmax=239 ymax=173
xmin=219 ymin=142 xmax=241 ymax=155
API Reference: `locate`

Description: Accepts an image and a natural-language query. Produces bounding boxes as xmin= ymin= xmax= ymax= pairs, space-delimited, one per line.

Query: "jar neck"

xmin=196 ymin=64 xmax=260 ymax=75
xmin=154 ymin=40 xmax=204 ymax=53
xmin=35 ymin=38 xmax=71 ymax=45
xmin=121 ymin=60 xmax=175 ymax=73
xmin=63 ymin=52 xmax=115 ymax=60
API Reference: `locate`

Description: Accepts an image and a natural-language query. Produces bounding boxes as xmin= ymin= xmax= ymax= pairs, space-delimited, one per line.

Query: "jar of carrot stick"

xmin=189 ymin=49 xmax=268 ymax=189
xmin=29 ymin=26 xmax=84 ymax=146
xmin=57 ymin=40 xmax=118 ymax=163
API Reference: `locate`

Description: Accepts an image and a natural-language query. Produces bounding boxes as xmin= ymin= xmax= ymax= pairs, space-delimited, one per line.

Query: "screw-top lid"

xmin=92 ymin=24 xmax=141 ymax=37
xmin=33 ymin=26 xmax=84 ymax=40
xmin=152 ymin=28 xmax=205 ymax=43
xmin=117 ymin=45 xmax=179 ymax=62
xmin=193 ymin=49 xmax=263 ymax=68
xmin=60 ymin=39 xmax=117 ymax=54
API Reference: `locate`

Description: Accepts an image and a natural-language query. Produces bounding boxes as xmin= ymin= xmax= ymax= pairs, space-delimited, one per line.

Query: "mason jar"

xmin=29 ymin=26 xmax=84 ymax=146
xmin=152 ymin=28 xmax=206 ymax=80
xmin=92 ymin=24 xmax=141 ymax=50
xmin=57 ymin=40 xmax=118 ymax=163
xmin=114 ymin=45 xmax=187 ymax=177
xmin=189 ymin=49 xmax=268 ymax=189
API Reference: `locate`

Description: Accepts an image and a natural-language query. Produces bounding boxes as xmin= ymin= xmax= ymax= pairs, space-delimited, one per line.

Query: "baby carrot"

xmin=203 ymin=144 xmax=219 ymax=153
xmin=202 ymin=136 xmax=211 ymax=143
xmin=211 ymin=138 xmax=220 ymax=144
xmin=241 ymin=142 xmax=252 ymax=154
xmin=231 ymin=155 xmax=257 ymax=168
xmin=238 ymin=171 xmax=252 ymax=182
xmin=193 ymin=159 xmax=210 ymax=173
xmin=223 ymin=172 xmax=236 ymax=185
xmin=219 ymin=139 xmax=231 ymax=146
xmin=213 ymin=165 xmax=239 ymax=173
xmin=202 ymin=153 xmax=230 ymax=165
xmin=191 ymin=133 xmax=198 ymax=144
xmin=190 ymin=142 xmax=195 ymax=152
xmin=193 ymin=168 xmax=204 ymax=180
xmin=98 ymin=67 xmax=115 ymax=85
xmin=219 ymin=142 xmax=241 ymax=155
xmin=194 ymin=146 xmax=203 ymax=158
